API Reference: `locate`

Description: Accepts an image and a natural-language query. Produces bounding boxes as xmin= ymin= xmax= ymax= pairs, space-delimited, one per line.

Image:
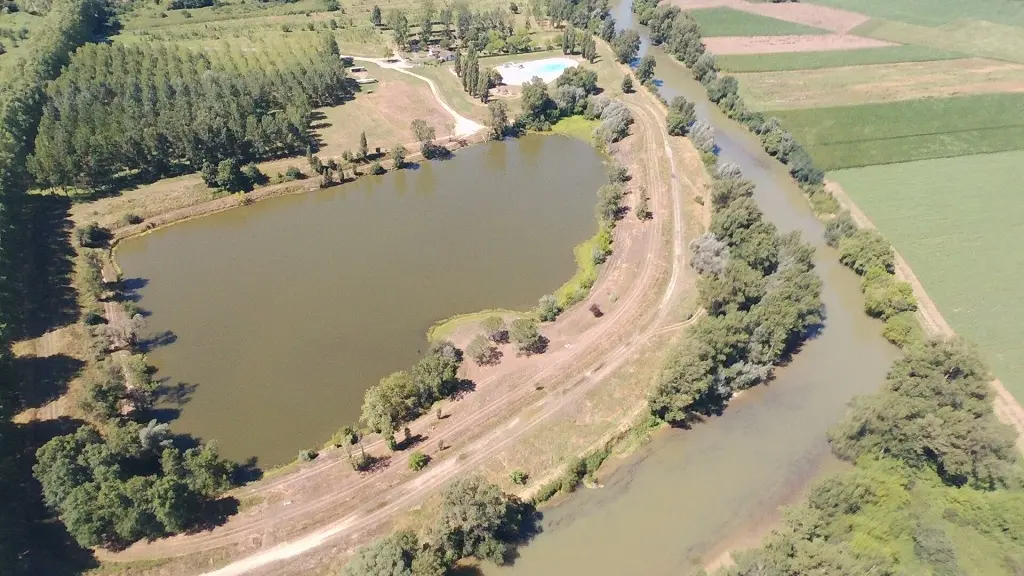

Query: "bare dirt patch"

xmin=703 ymin=33 xmax=896 ymax=55
xmin=667 ymin=0 xmax=873 ymax=33
xmin=737 ymin=57 xmax=1024 ymax=109
xmin=734 ymin=2 xmax=870 ymax=34
xmin=826 ymin=180 xmax=1024 ymax=450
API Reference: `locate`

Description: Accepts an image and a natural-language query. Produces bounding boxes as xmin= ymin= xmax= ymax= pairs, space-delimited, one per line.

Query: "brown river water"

xmin=478 ymin=5 xmax=900 ymax=575
xmin=117 ymin=135 xmax=607 ymax=467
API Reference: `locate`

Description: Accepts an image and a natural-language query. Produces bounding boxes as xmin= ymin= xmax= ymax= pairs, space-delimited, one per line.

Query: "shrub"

xmin=408 ymin=451 xmax=430 ymax=471
xmin=509 ymin=318 xmax=544 ymax=354
xmin=481 ymin=316 xmax=507 ymax=343
xmin=838 ymin=229 xmax=894 ymax=275
xmin=824 ymin=211 xmax=857 ymax=248
xmin=882 ymin=311 xmax=923 ymax=348
xmin=537 ymin=294 xmax=561 ymax=322
xmin=510 ymin=469 xmax=528 ymax=485
xmin=369 ymin=160 xmax=385 ymax=175
xmin=118 ymin=213 xmax=144 ymax=227
xmin=285 ymin=166 xmax=304 ymax=180
xmin=607 ymin=162 xmax=629 ymax=184
xmin=862 ymin=269 xmax=917 ymax=320
xmin=298 ymin=449 xmax=318 ymax=462
xmin=75 ymin=222 xmax=109 ymax=248
xmin=466 ymin=334 xmax=497 ymax=366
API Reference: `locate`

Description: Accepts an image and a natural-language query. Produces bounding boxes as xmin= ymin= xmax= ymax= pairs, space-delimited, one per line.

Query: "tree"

xmin=344 ymin=530 xmax=418 ymax=576
xmin=389 ymin=10 xmax=410 ymax=47
xmin=861 ymin=269 xmax=916 ymax=320
xmin=410 ymin=119 xmax=436 ymax=144
xmin=635 ymin=188 xmax=651 ymax=220
xmin=600 ymin=17 xmax=616 ymax=42
xmin=518 ymin=77 xmax=555 ymax=128
xmin=408 ymin=451 xmax=430 ymax=471
xmin=635 ymin=54 xmax=656 ymax=84
xmin=666 ymin=96 xmax=695 ymax=136
xmin=596 ymin=184 xmax=624 ymax=223
xmin=391 ymin=144 xmax=407 ymax=168
xmin=481 ymin=316 xmax=507 ymax=343
xmin=466 ymin=334 xmax=497 ymax=366
xmin=412 ymin=340 xmax=462 ymax=401
xmin=648 ymin=345 xmax=715 ymax=424
xmin=358 ymin=131 xmax=369 ymax=160
xmin=612 ymin=28 xmax=640 ymax=64
xmin=200 ymin=160 xmax=218 ymax=187
xmin=824 ymin=211 xmax=857 ymax=248
xmin=425 ymin=476 xmax=531 ymax=566
xmin=369 ymin=160 xmax=385 ymax=175
xmin=361 ymin=371 xmax=420 ymax=434
xmin=837 ymin=229 xmax=894 ymax=275
xmin=509 ymin=318 xmax=544 ymax=354
xmin=487 ymin=100 xmax=509 ymax=139
xmin=537 ymin=294 xmax=560 ymax=321
xmin=476 ymin=68 xmax=490 ymax=103
xmin=371 ymin=4 xmax=382 ymax=26
xmin=621 ymin=74 xmax=634 ymax=93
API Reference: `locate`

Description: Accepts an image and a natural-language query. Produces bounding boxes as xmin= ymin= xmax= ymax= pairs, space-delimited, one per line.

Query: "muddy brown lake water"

xmin=117 ymin=135 xmax=607 ymax=467
xmin=479 ymin=5 xmax=900 ymax=575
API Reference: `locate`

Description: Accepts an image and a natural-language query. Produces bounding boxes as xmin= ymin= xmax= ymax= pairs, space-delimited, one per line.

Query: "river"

xmin=116 ymin=135 xmax=607 ymax=467
xmin=481 ymin=6 xmax=900 ymax=575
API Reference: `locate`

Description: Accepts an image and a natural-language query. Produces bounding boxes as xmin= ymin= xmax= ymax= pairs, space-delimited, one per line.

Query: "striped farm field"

xmin=735 ymin=57 xmax=1024 ymax=110
xmin=689 ymin=7 xmax=827 ymax=36
xmin=715 ymin=45 xmax=964 ymax=73
xmin=853 ymin=18 xmax=1024 ymax=64
xmin=830 ymin=150 xmax=1024 ymax=399
xmin=773 ymin=93 xmax=1024 ymax=169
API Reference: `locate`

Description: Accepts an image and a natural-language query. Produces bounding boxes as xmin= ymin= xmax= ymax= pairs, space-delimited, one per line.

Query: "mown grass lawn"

xmin=773 ymin=93 xmax=1024 ymax=170
xmin=689 ymin=7 xmax=826 ymax=36
xmin=830 ymin=150 xmax=1024 ymax=399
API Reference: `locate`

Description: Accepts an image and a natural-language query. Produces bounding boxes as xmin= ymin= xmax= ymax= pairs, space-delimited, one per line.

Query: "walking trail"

xmin=351 ymin=55 xmax=486 ymax=138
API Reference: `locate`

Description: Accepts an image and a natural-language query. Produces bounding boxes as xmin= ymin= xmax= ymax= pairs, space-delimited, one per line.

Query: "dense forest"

xmin=30 ymin=33 xmax=349 ymax=190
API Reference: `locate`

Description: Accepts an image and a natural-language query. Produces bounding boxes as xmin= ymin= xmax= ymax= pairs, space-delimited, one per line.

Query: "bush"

xmin=537 ymin=294 xmax=561 ymax=322
xmin=75 ymin=222 xmax=110 ymax=248
xmin=838 ymin=229 xmax=894 ymax=275
xmin=298 ymin=449 xmax=318 ymax=462
xmin=466 ymin=334 xmax=497 ymax=366
xmin=481 ymin=316 xmax=508 ymax=343
xmin=607 ymin=162 xmax=630 ymax=184
xmin=862 ymin=269 xmax=917 ymax=320
xmin=369 ymin=160 xmax=385 ymax=175
xmin=882 ymin=311 xmax=923 ymax=348
xmin=824 ymin=211 xmax=857 ymax=248
xmin=509 ymin=318 xmax=544 ymax=354
xmin=285 ymin=166 xmax=305 ymax=180
xmin=408 ymin=451 xmax=430 ymax=471
xmin=118 ymin=213 xmax=144 ymax=227
xmin=510 ymin=469 xmax=528 ymax=485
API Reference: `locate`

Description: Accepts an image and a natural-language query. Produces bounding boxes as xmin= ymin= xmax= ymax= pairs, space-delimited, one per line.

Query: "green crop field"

xmin=809 ymin=0 xmax=1024 ymax=28
xmin=715 ymin=45 xmax=964 ymax=73
xmin=689 ymin=7 xmax=826 ymax=37
xmin=830 ymin=150 xmax=1024 ymax=399
xmin=773 ymin=93 xmax=1024 ymax=170
xmin=853 ymin=18 xmax=1024 ymax=64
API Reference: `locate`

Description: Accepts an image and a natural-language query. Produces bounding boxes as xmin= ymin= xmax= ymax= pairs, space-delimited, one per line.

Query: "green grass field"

xmin=715 ymin=45 xmax=964 ymax=72
xmin=810 ymin=0 xmax=1024 ymax=27
xmin=772 ymin=93 xmax=1024 ymax=170
xmin=830 ymin=150 xmax=1024 ymax=398
xmin=853 ymin=18 xmax=1024 ymax=64
xmin=689 ymin=7 xmax=826 ymax=37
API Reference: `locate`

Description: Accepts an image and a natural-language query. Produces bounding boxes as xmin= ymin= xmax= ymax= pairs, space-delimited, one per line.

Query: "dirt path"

xmin=351 ymin=56 xmax=485 ymax=138
xmin=826 ymin=181 xmax=1024 ymax=444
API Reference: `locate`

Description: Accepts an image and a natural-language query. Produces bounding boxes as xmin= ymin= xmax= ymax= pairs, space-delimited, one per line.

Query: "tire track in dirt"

xmin=826 ymin=180 xmax=1024 ymax=447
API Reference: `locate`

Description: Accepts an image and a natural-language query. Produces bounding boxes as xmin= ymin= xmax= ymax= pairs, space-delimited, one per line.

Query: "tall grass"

xmin=689 ymin=7 xmax=826 ymax=36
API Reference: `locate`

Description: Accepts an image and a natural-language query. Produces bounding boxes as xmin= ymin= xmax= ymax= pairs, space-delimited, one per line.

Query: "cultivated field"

xmin=773 ymin=93 xmax=1024 ymax=169
xmin=829 ymin=150 xmax=1024 ymax=398
xmin=689 ymin=7 xmax=826 ymax=36
xmin=736 ymin=57 xmax=1024 ymax=109
xmin=715 ymin=45 xmax=963 ymax=72
xmin=853 ymin=18 xmax=1024 ymax=64
xmin=702 ymin=34 xmax=894 ymax=55
xmin=809 ymin=0 xmax=1024 ymax=27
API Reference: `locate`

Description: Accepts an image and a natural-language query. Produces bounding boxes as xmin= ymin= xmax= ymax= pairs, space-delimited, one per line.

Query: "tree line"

xmin=343 ymin=476 xmax=538 ymax=575
xmin=648 ymin=166 xmax=824 ymax=424
xmin=631 ymin=1 xmax=830 ymax=197
xmin=30 ymin=32 xmax=349 ymax=191
xmin=722 ymin=339 xmax=1024 ymax=575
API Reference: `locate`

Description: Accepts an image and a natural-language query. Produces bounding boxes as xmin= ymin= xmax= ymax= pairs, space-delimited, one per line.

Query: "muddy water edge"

xmin=481 ymin=8 xmax=900 ymax=576
xmin=116 ymin=135 xmax=607 ymax=467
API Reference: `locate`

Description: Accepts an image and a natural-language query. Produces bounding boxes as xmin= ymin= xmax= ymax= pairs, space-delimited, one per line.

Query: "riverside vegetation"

xmin=618 ymin=1 xmax=1024 ymax=573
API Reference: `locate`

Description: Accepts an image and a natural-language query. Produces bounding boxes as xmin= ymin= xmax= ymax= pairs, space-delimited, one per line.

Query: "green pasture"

xmin=809 ymin=0 xmax=1024 ymax=27
xmin=715 ymin=45 xmax=963 ymax=72
xmin=830 ymin=150 xmax=1024 ymax=399
xmin=853 ymin=18 xmax=1024 ymax=64
xmin=689 ymin=7 xmax=826 ymax=37
xmin=773 ymin=93 xmax=1024 ymax=170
